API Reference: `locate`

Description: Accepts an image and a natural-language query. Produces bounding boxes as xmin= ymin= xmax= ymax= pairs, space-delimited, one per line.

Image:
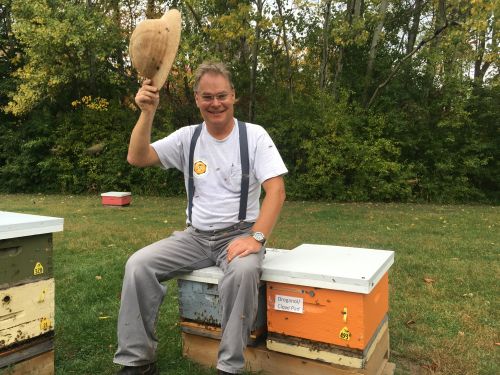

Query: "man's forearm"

xmin=252 ymin=176 xmax=286 ymax=239
xmin=127 ymin=111 xmax=157 ymax=167
xmin=226 ymin=176 xmax=285 ymax=261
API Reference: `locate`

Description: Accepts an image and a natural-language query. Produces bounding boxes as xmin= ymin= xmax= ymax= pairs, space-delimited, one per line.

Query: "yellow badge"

xmin=40 ymin=317 xmax=52 ymax=331
xmin=33 ymin=262 xmax=44 ymax=275
xmin=194 ymin=160 xmax=207 ymax=175
xmin=339 ymin=326 xmax=351 ymax=341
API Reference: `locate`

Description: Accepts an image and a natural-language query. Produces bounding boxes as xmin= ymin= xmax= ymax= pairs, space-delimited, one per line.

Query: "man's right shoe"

xmin=217 ymin=370 xmax=234 ymax=375
xmin=117 ymin=362 xmax=158 ymax=375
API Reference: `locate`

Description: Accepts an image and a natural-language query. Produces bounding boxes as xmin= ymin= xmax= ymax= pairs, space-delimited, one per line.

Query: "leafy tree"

xmin=0 ymin=0 xmax=497 ymax=202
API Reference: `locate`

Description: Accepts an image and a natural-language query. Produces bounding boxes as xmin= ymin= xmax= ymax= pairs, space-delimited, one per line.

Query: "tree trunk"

xmin=276 ymin=0 xmax=293 ymax=99
xmin=363 ymin=0 xmax=389 ymax=106
xmin=185 ymin=0 xmax=203 ymax=28
xmin=319 ymin=0 xmax=333 ymax=89
xmin=424 ymin=0 xmax=447 ymax=93
xmin=353 ymin=0 xmax=362 ymax=19
xmin=435 ymin=0 xmax=446 ymax=44
xmin=474 ymin=7 xmax=496 ymax=85
xmin=110 ymin=0 xmax=125 ymax=76
xmin=239 ymin=35 xmax=249 ymax=66
xmin=146 ymin=0 xmax=155 ymax=19
xmin=474 ymin=28 xmax=487 ymax=83
xmin=0 ymin=1 xmax=14 ymax=58
xmin=406 ymin=0 xmax=422 ymax=54
xmin=249 ymin=0 xmax=264 ymax=122
xmin=332 ymin=0 xmax=361 ymax=100
xmin=332 ymin=47 xmax=344 ymax=101
xmin=86 ymin=0 xmax=96 ymax=94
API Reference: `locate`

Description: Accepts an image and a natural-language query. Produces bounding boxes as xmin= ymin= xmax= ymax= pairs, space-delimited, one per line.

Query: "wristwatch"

xmin=251 ymin=231 xmax=266 ymax=245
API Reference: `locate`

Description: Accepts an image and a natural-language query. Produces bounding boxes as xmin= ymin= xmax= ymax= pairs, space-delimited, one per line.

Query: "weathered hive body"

xmin=0 ymin=211 xmax=63 ymax=373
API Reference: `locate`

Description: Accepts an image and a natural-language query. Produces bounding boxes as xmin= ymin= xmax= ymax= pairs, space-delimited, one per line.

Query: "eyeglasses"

xmin=198 ymin=92 xmax=232 ymax=103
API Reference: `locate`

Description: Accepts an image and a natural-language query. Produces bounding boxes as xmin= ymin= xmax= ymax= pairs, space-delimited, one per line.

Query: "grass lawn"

xmin=0 ymin=194 xmax=498 ymax=375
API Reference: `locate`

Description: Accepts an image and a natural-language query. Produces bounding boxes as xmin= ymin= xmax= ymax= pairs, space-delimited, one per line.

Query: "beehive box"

xmin=0 ymin=278 xmax=55 ymax=349
xmin=177 ymin=249 xmax=286 ymax=345
xmin=0 ymin=211 xmax=62 ymax=372
xmin=261 ymin=244 xmax=394 ymax=365
xmin=0 ymin=212 xmax=63 ymax=289
xmin=0 ymin=235 xmax=53 ymax=290
xmin=100 ymin=192 xmax=132 ymax=206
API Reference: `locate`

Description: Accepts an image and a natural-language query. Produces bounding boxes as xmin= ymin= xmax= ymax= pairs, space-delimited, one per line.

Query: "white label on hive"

xmin=274 ymin=295 xmax=304 ymax=314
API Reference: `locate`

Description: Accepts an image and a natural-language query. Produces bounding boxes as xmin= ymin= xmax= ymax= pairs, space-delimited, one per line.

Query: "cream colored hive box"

xmin=0 ymin=279 xmax=55 ymax=349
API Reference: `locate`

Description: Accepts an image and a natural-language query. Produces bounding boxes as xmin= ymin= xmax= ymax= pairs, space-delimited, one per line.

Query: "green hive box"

xmin=0 ymin=212 xmax=63 ymax=289
xmin=0 ymin=234 xmax=53 ymax=289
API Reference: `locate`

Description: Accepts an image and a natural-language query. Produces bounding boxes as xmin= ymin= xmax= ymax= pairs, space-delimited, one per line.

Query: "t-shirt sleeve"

xmin=151 ymin=127 xmax=188 ymax=171
xmin=253 ymin=128 xmax=288 ymax=183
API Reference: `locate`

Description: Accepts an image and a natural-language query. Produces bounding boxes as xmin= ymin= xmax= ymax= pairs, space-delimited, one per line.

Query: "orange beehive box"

xmin=101 ymin=192 xmax=131 ymax=206
xmin=261 ymin=244 xmax=394 ymax=354
xmin=266 ymin=273 xmax=389 ymax=350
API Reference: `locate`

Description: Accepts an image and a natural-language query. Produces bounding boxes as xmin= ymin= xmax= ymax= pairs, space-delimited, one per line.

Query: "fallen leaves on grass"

xmin=423 ymin=277 xmax=435 ymax=284
xmin=421 ymin=360 xmax=439 ymax=372
xmin=95 ymin=275 xmax=102 ymax=280
xmin=405 ymin=319 xmax=416 ymax=327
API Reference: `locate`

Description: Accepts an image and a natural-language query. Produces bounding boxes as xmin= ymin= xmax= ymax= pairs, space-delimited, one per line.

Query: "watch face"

xmin=253 ymin=232 xmax=265 ymax=243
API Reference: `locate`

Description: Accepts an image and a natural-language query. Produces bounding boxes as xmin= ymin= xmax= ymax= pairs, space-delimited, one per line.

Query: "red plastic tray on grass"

xmin=100 ymin=192 xmax=132 ymax=206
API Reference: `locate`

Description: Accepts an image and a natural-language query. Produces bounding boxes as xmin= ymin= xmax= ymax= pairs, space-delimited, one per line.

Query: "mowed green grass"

xmin=0 ymin=194 xmax=498 ymax=375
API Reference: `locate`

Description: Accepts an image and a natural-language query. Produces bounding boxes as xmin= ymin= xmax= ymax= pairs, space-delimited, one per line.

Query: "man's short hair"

xmin=193 ymin=61 xmax=234 ymax=92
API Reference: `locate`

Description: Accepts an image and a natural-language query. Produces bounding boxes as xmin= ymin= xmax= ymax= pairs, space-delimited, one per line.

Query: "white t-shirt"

xmin=151 ymin=119 xmax=288 ymax=230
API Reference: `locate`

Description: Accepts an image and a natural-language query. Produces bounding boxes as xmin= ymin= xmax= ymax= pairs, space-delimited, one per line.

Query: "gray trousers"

xmin=113 ymin=222 xmax=264 ymax=374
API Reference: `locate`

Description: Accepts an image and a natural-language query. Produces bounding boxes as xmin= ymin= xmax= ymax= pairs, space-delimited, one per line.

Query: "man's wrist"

xmin=251 ymin=231 xmax=266 ymax=245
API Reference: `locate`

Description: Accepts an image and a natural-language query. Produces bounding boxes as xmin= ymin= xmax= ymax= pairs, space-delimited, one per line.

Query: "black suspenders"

xmin=187 ymin=123 xmax=203 ymax=223
xmin=238 ymin=121 xmax=250 ymax=221
xmin=188 ymin=121 xmax=250 ymax=223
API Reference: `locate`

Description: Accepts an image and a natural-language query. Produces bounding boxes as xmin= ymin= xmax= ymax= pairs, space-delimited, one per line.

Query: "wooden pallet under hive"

xmin=0 ymin=333 xmax=53 ymax=374
xmin=1 ymin=350 xmax=54 ymax=375
xmin=182 ymin=328 xmax=395 ymax=375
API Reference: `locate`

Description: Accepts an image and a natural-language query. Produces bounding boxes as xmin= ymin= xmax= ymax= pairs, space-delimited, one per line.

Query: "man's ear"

xmin=194 ymin=93 xmax=201 ymax=108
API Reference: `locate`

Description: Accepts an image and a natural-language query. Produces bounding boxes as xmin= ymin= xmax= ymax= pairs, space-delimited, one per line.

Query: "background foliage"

xmin=0 ymin=0 xmax=498 ymax=202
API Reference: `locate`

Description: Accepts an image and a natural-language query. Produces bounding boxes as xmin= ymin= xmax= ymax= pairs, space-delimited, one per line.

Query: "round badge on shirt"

xmin=194 ymin=160 xmax=208 ymax=177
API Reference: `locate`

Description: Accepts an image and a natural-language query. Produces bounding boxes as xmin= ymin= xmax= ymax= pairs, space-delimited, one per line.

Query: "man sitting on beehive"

xmin=113 ymin=10 xmax=287 ymax=375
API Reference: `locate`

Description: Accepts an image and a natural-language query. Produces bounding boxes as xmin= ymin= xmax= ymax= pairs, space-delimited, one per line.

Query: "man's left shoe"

xmin=217 ymin=370 xmax=234 ymax=375
xmin=117 ymin=362 xmax=158 ymax=375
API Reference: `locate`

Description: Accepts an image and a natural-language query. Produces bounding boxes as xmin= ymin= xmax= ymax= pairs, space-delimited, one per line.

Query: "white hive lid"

xmin=101 ymin=192 xmax=131 ymax=197
xmin=0 ymin=211 xmax=64 ymax=240
xmin=177 ymin=248 xmax=288 ymax=284
xmin=261 ymin=244 xmax=394 ymax=294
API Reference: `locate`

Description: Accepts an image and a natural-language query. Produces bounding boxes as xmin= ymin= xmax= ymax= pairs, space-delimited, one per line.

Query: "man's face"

xmin=195 ymin=73 xmax=235 ymax=130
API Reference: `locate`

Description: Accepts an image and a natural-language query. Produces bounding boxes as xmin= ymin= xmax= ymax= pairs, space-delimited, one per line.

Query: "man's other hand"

xmin=226 ymin=236 xmax=262 ymax=263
